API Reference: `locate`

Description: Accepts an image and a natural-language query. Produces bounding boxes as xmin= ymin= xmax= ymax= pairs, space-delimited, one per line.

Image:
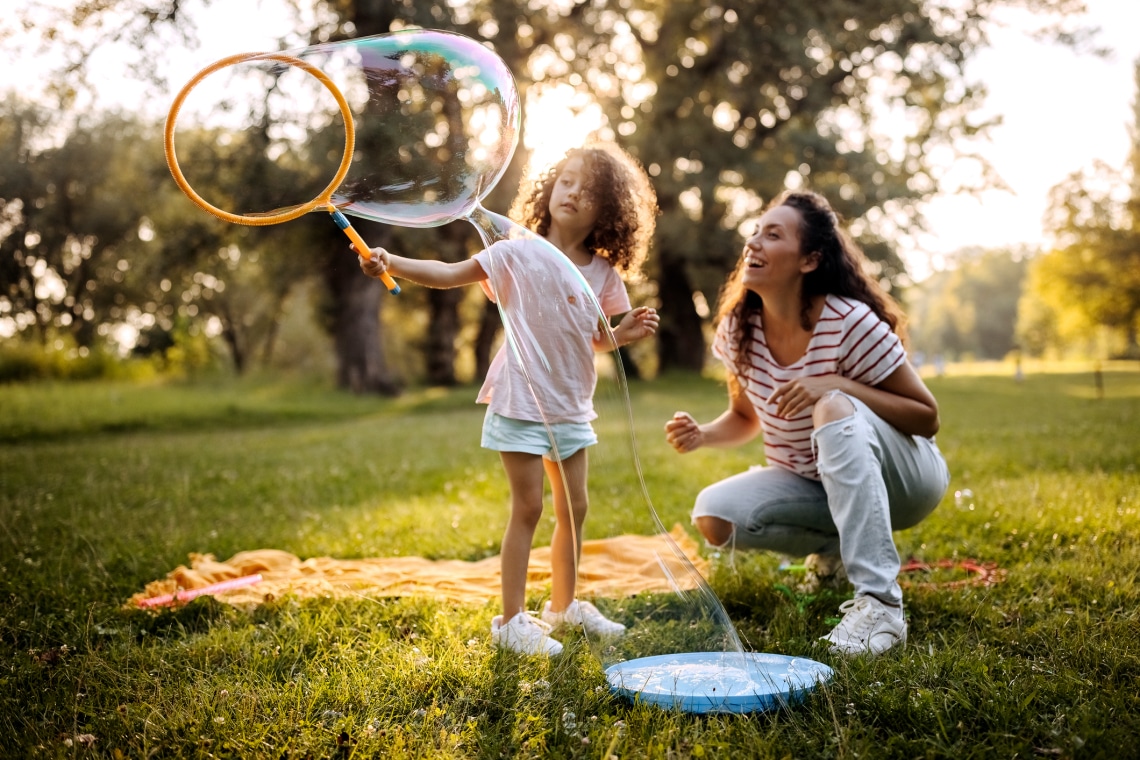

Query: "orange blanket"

xmin=129 ymin=524 xmax=708 ymax=609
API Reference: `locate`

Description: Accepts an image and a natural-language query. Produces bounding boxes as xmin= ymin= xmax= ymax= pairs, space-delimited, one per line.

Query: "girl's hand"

xmin=615 ymin=306 xmax=659 ymax=345
xmin=664 ymin=411 xmax=703 ymax=453
xmin=358 ymin=247 xmax=391 ymax=280
xmin=769 ymin=375 xmax=846 ymax=418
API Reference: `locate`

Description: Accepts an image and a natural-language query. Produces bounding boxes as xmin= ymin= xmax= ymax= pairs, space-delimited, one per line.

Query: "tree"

xmin=0 ymin=92 xmax=328 ymax=373
xmin=9 ymin=0 xmax=1097 ymax=380
xmin=0 ymin=100 xmax=170 ymax=350
xmin=10 ymin=0 xmax=566 ymax=391
xmin=549 ymin=0 xmax=1089 ymax=370
xmin=908 ymin=246 xmax=1029 ymax=360
xmin=1025 ymin=154 xmax=1140 ymax=358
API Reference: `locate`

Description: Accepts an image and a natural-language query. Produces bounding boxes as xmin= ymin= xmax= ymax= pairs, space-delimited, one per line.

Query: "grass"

xmin=1 ymin=367 xmax=1138 ymax=758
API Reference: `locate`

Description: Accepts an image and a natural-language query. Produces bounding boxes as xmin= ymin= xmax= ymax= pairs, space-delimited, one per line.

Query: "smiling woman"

xmin=665 ymin=189 xmax=950 ymax=658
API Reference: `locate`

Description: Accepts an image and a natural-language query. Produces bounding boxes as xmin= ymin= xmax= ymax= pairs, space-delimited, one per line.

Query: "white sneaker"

xmin=796 ymin=553 xmax=848 ymax=594
xmin=491 ymin=612 xmax=563 ymax=656
xmin=542 ymin=599 xmax=626 ymax=638
xmin=820 ymin=596 xmax=907 ymax=657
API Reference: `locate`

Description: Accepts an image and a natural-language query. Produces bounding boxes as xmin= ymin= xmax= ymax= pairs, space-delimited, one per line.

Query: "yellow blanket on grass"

xmin=129 ymin=524 xmax=707 ymax=609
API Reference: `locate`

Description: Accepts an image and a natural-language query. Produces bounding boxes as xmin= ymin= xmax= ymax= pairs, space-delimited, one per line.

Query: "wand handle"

xmin=136 ymin=573 xmax=264 ymax=608
xmin=329 ymin=207 xmax=401 ymax=294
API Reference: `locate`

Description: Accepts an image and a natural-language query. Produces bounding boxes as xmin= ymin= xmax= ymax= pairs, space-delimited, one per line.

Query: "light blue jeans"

xmin=691 ymin=394 xmax=950 ymax=605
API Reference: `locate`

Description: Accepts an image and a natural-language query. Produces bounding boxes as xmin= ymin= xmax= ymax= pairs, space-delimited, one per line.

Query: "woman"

xmin=664 ymin=191 xmax=949 ymax=657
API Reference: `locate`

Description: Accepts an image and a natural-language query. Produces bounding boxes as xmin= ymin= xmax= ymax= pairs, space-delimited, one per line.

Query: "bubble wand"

xmin=163 ymin=52 xmax=400 ymax=294
xmin=135 ymin=573 xmax=264 ymax=608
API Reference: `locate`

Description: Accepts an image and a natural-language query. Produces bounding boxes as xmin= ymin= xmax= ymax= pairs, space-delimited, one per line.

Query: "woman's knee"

xmin=695 ymin=515 xmax=735 ymax=547
xmin=813 ymin=391 xmax=855 ymax=428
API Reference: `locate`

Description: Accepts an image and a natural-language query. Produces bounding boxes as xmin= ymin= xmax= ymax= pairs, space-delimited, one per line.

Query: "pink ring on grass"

xmin=899 ymin=558 xmax=1007 ymax=590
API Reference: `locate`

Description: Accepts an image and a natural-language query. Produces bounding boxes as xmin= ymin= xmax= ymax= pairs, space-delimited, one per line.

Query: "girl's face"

xmin=548 ymin=156 xmax=600 ymax=234
xmin=740 ymin=204 xmax=817 ymax=294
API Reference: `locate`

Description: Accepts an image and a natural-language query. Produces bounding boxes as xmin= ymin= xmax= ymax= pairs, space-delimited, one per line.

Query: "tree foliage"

xmin=3 ymin=0 xmax=1100 ymax=381
xmin=907 ymin=246 xmax=1028 ymax=361
xmin=1020 ymin=71 xmax=1140 ymax=360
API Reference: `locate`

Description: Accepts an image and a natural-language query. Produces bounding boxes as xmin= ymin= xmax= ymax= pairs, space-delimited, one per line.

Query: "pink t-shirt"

xmin=473 ymin=238 xmax=631 ymax=423
xmin=712 ymin=294 xmax=907 ymax=480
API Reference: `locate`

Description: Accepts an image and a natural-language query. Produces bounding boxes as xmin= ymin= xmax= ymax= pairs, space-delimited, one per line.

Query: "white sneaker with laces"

xmin=542 ymin=599 xmax=626 ymax=638
xmin=820 ymin=595 xmax=907 ymax=657
xmin=491 ymin=611 xmax=564 ymax=656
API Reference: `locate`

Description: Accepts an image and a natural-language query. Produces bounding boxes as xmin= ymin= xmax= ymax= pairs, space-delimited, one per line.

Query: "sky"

xmin=4 ymin=0 xmax=1140 ymax=282
xmin=914 ymin=0 xmax=1140 ymax=276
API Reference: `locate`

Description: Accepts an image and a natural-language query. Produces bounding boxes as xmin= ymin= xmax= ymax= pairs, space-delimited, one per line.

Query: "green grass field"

xmin=2 ymin=368 xmax=1138 ymax=758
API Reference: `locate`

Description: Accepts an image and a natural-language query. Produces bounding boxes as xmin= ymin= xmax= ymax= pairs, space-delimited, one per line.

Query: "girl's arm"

xmin=359 ymin=247 xmax=487 ymax=289
xmin=593 ymin=306 xmax=659 ymax=352
xmin=664 ymin=374 xmax=762 ymax=453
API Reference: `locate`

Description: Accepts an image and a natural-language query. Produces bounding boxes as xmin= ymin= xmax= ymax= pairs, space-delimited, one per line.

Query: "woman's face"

xmin=740 ymin=204 xmax=814 ymax=294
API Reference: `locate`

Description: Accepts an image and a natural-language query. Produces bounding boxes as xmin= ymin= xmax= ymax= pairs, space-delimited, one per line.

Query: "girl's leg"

xmin=498 ymin=451 xmax=547 ymax=619
xmin=544 ymin=448 xmax=588 ymax=611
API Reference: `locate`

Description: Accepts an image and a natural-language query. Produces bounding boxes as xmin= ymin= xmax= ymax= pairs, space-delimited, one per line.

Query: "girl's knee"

xmin=695 ymin=515 xmax=735 ymax=548
xmin=509 ymin=500 xmax=544 ymax=531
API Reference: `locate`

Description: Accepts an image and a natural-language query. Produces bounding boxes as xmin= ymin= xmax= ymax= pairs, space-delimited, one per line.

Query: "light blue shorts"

xmin=481 ymin=411 xmax=597 ymax=461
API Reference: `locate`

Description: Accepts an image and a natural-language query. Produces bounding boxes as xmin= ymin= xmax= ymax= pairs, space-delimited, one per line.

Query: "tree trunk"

xmin=423 ymin=222 xmax=470 ymax=385
xmin=258 ymin=289 xmax=289 ymax=368
xmin=425 ymin=286 xmax=463 ymax=385
xmin=323 ymin=223 xmax=402 ymax=395
xmin=655 ymin=252 xmax=707 ymax=372
xmin=216 ymin=300 xmax=248 ymax=375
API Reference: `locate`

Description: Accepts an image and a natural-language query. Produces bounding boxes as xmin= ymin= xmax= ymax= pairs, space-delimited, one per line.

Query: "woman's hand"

xmin=769 ymin=375 xmax=847 ymax=418
xmin=358 ymin=247 xmax=391 ymax=280
xmin=664 ymin=411 xmax=704 ymax=453
xmin=613 ymin=306 xmax=659 ymax=346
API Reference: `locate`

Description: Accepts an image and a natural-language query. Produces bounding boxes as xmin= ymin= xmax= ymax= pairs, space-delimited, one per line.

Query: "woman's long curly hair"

xmin=714 ymin=190 xmax=907 ymax=374
xmin=510 ymin=142 xmax=658 ymax=278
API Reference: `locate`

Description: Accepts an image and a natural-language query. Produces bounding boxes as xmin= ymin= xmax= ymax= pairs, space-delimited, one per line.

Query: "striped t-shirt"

xmin=711 ymin=294 xmax=906 ymax=480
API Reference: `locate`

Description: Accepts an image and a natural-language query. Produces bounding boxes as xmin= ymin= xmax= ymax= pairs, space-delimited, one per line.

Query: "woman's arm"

xmin=665 ymin=374 xmax=762 ymax=453
xmin=359 ymin=247 xmax=487 ymax=289
xmin=858 ymin=361 xmax=941 ymax=437
xmin=769 ymin=362 xmax=940 ymax=438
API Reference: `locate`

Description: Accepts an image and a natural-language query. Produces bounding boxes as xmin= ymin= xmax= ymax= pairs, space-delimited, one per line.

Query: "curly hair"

xmin=714 ymin=190 xmax=907 ymax=374
xmin=509 ymin=142 xmax=657 ymax=278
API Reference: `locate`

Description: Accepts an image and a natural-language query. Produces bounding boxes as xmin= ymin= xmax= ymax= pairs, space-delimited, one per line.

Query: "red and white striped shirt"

xmin=711 ymin=294 xmax=906 ymax=481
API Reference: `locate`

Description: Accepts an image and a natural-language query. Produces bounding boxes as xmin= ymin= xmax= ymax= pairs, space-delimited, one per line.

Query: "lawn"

xmin=1 ymin=367 xmax=1138 ymax=758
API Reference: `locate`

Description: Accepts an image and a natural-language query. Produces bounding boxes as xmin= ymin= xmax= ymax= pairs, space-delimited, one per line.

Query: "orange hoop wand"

xmin=164 ymin=52 xmax=400 ymax=294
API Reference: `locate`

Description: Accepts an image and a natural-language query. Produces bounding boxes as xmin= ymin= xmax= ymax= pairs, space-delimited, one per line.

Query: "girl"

xmin=664 ymin=190 xmax=949 ymax=657
xmin=360 ymin=142 xmax=659 ymax=655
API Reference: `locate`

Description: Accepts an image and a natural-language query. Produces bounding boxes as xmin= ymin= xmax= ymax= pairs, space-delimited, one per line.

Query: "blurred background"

xmin=2 ymin=0 xmax=1138 ymax=393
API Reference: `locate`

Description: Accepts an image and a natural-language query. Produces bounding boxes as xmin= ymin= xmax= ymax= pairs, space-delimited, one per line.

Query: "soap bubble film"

xmin=169 ymin=30 xmax=520 ymax=225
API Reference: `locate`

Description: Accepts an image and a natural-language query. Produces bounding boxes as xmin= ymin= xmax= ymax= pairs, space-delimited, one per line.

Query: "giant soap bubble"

xmin=166 ymin=30 xmax=519 ymax=226
xmin=165 ymin=29 xmax=830 ymax=714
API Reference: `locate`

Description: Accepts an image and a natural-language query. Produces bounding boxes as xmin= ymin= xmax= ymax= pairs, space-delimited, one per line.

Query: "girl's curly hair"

xmin=510 ymin=142 xmax=658 ymax=278
xmin=715 ymin=190 xmax=907 ymax=374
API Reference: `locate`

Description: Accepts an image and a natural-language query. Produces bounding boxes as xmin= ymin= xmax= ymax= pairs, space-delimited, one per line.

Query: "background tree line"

xmin=4 ymin=0 xmax=1123 ymax=389
xmin=907 ymin=59 xmax=1140 ymax=364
